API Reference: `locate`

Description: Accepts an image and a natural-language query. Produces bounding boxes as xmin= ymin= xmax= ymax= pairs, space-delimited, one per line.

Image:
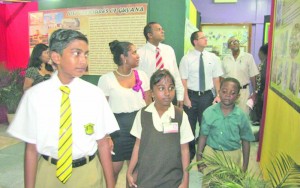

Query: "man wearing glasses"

xmin=222 ymin=36 xmax=259 ymax=115
xmin=179 ymin=30 xmax=223 ymax=161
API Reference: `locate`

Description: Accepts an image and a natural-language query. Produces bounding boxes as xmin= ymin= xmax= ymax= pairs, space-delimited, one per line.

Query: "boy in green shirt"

xmin=197 ymin=77 xmax=255 ymax=173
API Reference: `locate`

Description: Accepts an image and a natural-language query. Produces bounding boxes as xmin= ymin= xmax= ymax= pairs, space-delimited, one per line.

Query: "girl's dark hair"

xmin=259 ymin=43 xmax=268 ymax=56
xmin=28 ymin=43 xmax=53 ymax=71
xmin=150 ymin=69 xmax=175 ymax=90
xmin=109 ymin=40 xmax=133 ymax=66
xmin=221 ymin=77 xmax=241 ymax=93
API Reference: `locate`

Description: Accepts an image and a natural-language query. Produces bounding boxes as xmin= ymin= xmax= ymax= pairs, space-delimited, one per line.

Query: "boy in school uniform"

xmin=197 ymin=77 xmax=255 ymax=175
xmin=7 ymin=29 xmax=119 ymax=188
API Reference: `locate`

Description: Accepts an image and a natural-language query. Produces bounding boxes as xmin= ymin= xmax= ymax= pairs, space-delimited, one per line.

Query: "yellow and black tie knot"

xmin=57 ymin=85 xmax=72 ymax=184
xmin=60 ymin=86 xmax=70 ymax=95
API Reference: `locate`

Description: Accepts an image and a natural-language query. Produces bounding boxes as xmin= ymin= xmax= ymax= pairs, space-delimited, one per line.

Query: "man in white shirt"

xmin=222 ymin=36 xmax=259 ymax=115
xmin=137 ymin=22 xmax=184 ymax=107
xmin=179 ymin=30 xmax=223 ymax=161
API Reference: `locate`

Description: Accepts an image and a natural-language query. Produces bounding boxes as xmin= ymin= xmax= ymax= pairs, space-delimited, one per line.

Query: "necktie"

xmin=199 ymin=52 xmax=206 ymax=92
xmin=57 ymin=86 xmax=72 ymax=184
xmin=155 ymin=47 xmax=164 ymax=70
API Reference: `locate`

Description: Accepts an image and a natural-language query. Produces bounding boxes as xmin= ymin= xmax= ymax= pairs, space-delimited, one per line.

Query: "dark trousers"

xmin=183 ymin=90 xmax=214 ymax=161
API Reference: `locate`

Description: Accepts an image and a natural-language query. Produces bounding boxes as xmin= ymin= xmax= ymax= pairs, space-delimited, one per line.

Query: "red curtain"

xmin=0 ymin=4 xmax=7 ymax=66
xmin=0 ymin=2 xmax=38 ymax=71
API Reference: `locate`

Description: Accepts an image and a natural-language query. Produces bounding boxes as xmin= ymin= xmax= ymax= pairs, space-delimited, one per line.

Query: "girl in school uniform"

xmin=127 ymin=69 xmax=194 ymax=188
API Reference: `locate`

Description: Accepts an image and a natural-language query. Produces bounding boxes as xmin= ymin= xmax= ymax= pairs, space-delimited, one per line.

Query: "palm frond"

xmin=187 ymin=150 xmax=267 ymax=187
xmin=267 ymin=153 xmax=300 ymax=188
xmin=188 ymin=151 xmax=300 ymax=188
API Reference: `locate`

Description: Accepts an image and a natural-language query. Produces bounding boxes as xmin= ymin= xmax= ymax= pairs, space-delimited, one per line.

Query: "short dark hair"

xmin=220 ymin=77 xmax=241 ymax=94
xmin=49 ymin=29 xmax=88 ymax=55
xmin=150 ymin=69 xmax=175 ymax=90
xmin=109 ymin=40 xmax=133 ymax=66
xmin=143 ymin=22 xmax=158 ymax=41
xmin=259 ymin=43 xmax=268 ymax=56
xmin=190 ymin=31 xmax=199 ymax=46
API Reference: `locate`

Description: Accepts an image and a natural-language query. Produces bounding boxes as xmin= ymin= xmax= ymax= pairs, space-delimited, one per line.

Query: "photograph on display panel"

xmin=269 ymin=0 xmax=300 ymax=112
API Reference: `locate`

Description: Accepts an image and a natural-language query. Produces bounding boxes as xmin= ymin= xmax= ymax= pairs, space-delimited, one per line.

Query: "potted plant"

xmin=0 ymin=66 xmax=25 ymax=123
xmin=188 ymin=151 xmax=300 ymax=187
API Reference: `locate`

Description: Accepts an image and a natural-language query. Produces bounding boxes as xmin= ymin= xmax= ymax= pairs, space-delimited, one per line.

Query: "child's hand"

xmin=197 ymin=163 xmax=207 ymax=173
xmin=106 ymin=136 xmax=114 ymax=155
xmin=178 ymin=183 xmax=188 ymax=188
xmin=127 ymin=173 xmax=137 ymax=188
xmin=177 ymin=101 xmax=184 ymax=108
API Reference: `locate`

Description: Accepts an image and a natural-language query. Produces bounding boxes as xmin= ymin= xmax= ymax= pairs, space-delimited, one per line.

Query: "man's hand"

xmin=212 ymin=95 xmax=221 ymax=104
xmin=183 ymin=98 xmax=192 ymax=109
xmin=250 ymin=92 xmax=257 ymax=104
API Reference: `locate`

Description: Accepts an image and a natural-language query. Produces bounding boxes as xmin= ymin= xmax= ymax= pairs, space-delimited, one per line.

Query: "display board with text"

xmin=29 ymin=3 xmax=147 ymax=75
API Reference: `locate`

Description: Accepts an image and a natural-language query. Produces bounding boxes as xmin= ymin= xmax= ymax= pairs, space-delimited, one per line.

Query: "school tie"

xmin=199 ymin=52 xmax=206 ymax=92
xmin=57 ymin=86 xmax=72 ymax=184
xmin=155 ymin=47 xmax=164 ymax=70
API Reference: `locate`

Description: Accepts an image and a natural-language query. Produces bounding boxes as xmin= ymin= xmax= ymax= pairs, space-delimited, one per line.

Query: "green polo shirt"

xmin=200 ymin=103 xmax=255 ymax=151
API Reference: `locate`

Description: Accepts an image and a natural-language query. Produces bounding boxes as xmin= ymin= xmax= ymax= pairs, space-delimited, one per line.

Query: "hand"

xmin=212 ymin=95 xmax=221 ymax=104
xmin=196 ymin=153 xmax=207 ymax=172
xmin=106 ymin=136 xmax=114 ymax=154
xmin=178 ymin=182 xmax=188 ymax=188
xmin=197 ymin=163 xmax=207 ymax=173
xmin=177 ymin=101 xmax=184 ymax=109
xmin=127 ymin=173 xmax=137 ymax=188
xmin=183 ymin=98 xmax=192 ymax=109
xmin=250 ymin=92 xmax=257 ymax=104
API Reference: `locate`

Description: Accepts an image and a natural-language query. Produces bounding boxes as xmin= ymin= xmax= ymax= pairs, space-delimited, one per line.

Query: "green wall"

xmin=39 ymin=0 xmax=186 ymax=84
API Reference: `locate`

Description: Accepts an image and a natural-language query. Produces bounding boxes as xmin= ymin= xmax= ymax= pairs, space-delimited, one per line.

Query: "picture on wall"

xmin=201 ymin=24 xmax=251 ymax=60
xmin=270 ymin=0 xmax=300 ymax=112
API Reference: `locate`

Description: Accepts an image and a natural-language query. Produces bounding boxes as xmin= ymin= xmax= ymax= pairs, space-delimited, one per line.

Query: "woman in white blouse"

xmin=98 ymin=40 xmax=151 ymax=186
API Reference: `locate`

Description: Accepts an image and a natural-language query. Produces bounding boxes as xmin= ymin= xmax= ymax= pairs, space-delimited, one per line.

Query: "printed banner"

xmin=29 ymin=3 xmax=147 ymax=75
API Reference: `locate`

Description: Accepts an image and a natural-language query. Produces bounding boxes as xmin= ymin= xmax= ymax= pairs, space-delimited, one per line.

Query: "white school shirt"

xmin=179 ymin=49 xmax=223 ymax=91
xmin=130 ymin=102 xmax=194 ymax=144
xmin=222 ymin=51 xmax=259 ymax=86
xmin=7 ymin=73 xmax=119 ymax=159
xmin=97 ymin=70 xmax=149 ymax=113
xmin=137 ymin=42 xmax=184 ymax=101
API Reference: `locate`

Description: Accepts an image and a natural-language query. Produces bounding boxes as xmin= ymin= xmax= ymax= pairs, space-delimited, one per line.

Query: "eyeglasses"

xmin=229 ymin=40 xmax=240 ymax=45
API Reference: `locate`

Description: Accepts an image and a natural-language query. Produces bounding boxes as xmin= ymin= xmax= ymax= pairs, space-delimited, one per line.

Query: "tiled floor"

xmin=0 ymin=123 xmax=260 ymax=188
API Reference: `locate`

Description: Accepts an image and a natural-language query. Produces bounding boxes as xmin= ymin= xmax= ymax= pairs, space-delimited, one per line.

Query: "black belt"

xmin=241 ymin=84 xmax=249 ymax=89
xmin=42 ymin=153 xmax=96 ymax=168
xmin=188 ymin=89 xmax=211 ymax=96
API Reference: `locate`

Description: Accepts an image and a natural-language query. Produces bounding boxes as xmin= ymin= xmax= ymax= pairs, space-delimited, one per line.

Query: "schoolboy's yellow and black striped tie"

xmin=56 ymin=86 xmax=72 ymax=183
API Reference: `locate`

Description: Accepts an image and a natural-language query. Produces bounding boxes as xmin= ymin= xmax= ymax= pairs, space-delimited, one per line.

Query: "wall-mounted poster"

xmin=201 ymin=24 xmax=251 ymax=60
xmin=270 ymin=0 xmax=300 ymax=112
xmin=28 ymin=4 xmax=147 ymax=75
